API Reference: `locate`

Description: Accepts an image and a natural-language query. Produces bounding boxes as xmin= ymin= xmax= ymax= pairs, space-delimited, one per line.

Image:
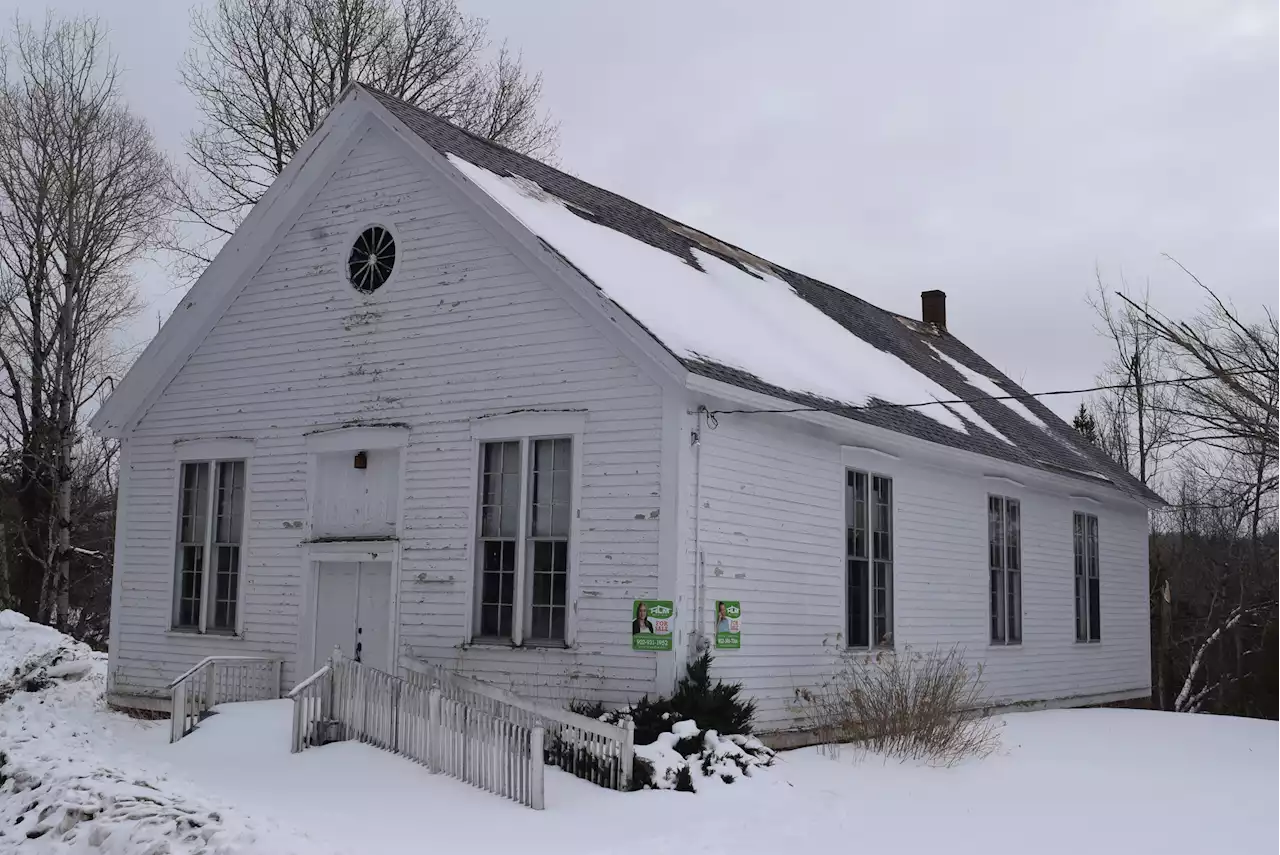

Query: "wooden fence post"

xmin=169 ymin=681 xmax=185 ymax=743
xmin=620 ymin=718 xmax=635 ymax=791
xmin=428 ymin=688 xmax=440 ymax=773
xmin=530 ymin=726 xmax=545 ymax=810
xmin=204 ymin=662 xmax=216 ymax=710
xmin=391 ymin=679 xmax=401 ymax=753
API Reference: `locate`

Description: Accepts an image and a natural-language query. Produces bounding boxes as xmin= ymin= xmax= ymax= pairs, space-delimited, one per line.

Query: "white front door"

xmin=314 ymin=561 xmax=392 ymax=670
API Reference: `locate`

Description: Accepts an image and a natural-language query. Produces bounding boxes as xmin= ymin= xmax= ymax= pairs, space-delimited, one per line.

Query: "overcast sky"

xmin=5 ymin=0 xmax=1276 ymax=417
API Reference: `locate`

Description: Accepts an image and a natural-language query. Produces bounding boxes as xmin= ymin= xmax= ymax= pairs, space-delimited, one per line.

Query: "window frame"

xmin=988 ymin=494 xmax=1022 ymax=646
xmin=339 ymin=220 xmax=402 ymax=296
xmin=1073 ymin=512 xmax=1102 ymax=643
xmin=169 ymin=453 xmax=250 ymax=636
xmin=467 ymin=419 xmax=582 ymax=649
xmin=844 ymin=467 xmax=895 ymax=650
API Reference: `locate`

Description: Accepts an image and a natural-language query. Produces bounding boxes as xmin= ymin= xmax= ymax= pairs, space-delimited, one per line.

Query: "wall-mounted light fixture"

xmin=353 ymin=450 xmax=368 ymax=469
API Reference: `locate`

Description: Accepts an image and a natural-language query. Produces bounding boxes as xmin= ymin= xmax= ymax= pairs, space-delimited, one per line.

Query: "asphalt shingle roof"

xmin=365 ymin=85 xmax=1161 ymax=505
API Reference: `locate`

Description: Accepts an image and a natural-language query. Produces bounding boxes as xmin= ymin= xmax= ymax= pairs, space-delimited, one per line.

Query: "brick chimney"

xmin=921 ymin=290 xmax=947 ymax=329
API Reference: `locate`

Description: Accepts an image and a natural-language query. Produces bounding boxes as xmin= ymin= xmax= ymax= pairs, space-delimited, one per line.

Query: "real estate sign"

xmin=631 ymin=600 xmax=673 ymax=650
xmin=715 ymin=600 xmax=741 ymax=649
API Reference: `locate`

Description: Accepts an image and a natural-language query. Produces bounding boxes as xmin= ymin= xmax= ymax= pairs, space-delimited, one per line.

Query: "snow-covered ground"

xmin=0 ymin=611 xmax=325 ymax=854
xmin=3 ymin=611 xmax=1277 ymax=854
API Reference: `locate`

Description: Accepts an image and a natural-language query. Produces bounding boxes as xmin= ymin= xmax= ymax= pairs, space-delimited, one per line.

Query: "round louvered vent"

xmin=347 ymin=225 xmax=396 ymax=293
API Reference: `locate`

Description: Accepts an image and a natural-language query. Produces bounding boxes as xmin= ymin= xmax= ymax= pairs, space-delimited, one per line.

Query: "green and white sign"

xmin=714 ymin=600 xmax=741 ymax=649
xmin=631 ymin=600 xmax=673 ymax=651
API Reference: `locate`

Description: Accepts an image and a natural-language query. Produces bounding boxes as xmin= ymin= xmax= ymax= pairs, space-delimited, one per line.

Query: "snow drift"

xmin=0 ymin=611 xmax=326 ymax=854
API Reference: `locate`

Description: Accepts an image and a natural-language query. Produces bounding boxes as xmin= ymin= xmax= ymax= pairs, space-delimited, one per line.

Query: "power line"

xmin=704 ymin=367 xmax=1272 ymax=418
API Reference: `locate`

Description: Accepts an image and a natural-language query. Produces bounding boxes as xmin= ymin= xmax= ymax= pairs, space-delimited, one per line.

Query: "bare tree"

xmin=1120 ymin=259 xmax=1278 ymax=462
xmin=1087 ymin=275 xmax=1188 ymax=705
xmin=1087 ymin=275 xmax=1180 ymax=486
xmin=173 ymin=0 xmax=557 ymax=272
xmin=0 ymin=15 xmax=170 ymax=628
xmin=1093 ymin=263 xmax=1278 ymax=716
xmin=1157 ymin=458 xmax=1277 ymax=714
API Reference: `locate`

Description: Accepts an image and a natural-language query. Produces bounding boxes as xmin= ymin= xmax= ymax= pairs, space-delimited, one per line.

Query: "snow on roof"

xmin=364 ymin=86 xmax=1160 ymax=503
xmin=948 ymin=400 xmax=1016 ymax=446
xmin=452 ymin=155 xmax=1004 ymax=440
xmin=926 ymin=344 xmax=1090 ymax=457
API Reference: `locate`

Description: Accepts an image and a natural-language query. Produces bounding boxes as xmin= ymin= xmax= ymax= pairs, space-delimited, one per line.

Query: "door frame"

xmin=298 ymin=425 xmax=409 ymax=679
xmin=303 ymin=543 xmax=400 ymax=674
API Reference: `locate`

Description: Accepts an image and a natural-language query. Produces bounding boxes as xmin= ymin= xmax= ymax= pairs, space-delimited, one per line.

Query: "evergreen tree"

xmin=1072 ymin=403 xmax=1099 ymax=445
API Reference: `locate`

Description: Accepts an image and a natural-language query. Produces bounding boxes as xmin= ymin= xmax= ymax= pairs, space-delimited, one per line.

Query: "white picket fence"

xmin=169 ymin=656 xmax=282 ymax=743
xmin=289 ymin=652 xmax=546 ymax=809
xmin=398 ymin=655 xmax=635 ymax=791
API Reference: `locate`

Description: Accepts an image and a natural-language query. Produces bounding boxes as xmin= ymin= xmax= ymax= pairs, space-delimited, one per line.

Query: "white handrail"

xmin=287 ymin=664 xmax=332 ymax=699
xmin=169 ymin=655 xmax=283 ymax=743
xmin=168 ymin=655 xmax=281 ymax=688
xmin=290 ymin=653 xmax=546 ymax=809
xmin=397 ymin=654 xmax=634 ymax=790
xmin=400 ymin=656 xmax=624 ymax=740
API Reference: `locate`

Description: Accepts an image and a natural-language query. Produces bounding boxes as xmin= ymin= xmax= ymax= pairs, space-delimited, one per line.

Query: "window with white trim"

xmin=1074 ymin=513 xmax=1101 ymax=642
xmin=846 ymin=470 xmax=893 ymax=647
xmin=173 ymin=460 xmax=246 ymax=632
xmin=989 ymin=495 xmax=1021 ymax=644
xmin=475 ymin=437 xmax=572 ymax=644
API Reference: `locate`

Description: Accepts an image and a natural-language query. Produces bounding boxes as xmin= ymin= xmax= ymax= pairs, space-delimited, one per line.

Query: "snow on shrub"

xmin=633 ymin=719 xmax=775 ymax=791
xmin=575 ymin=653 xmax=757 ymax=746
xmin=573 ymin=654 xmax=768 ymax=791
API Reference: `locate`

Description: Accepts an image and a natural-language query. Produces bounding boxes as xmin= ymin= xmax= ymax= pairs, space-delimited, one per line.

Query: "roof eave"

xmin=90 ymin=87 xmax=374 ymax=438
xmin=686 ymin=373 xmax=1160 ymax=510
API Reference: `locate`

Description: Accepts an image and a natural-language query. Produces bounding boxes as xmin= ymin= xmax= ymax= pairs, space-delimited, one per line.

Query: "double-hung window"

xmin=475 ymin=436 xmax=573 ymax=645
xmin=989 ymin=495 xmax=1021 ymax=644
xmin=173 ymin=460 xmax=246 ymax=633
xmin=846 ymin=470 xmax=893 ymax=647
xmin=1073 ymin=513 xmax=1101 ymax=642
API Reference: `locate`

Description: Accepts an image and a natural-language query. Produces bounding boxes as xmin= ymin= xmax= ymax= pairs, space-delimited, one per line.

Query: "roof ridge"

xmin=360 ymin=84 xmax=887 ymax=316
xmin=363 ymin=84 xmax=1162 ymax=505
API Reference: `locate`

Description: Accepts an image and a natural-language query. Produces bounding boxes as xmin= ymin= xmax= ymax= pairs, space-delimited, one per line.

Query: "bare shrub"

xmin=793 ymin=646 xmax=999 ymax=766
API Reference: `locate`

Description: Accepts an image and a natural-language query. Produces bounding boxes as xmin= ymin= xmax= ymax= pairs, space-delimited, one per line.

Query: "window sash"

xmin=173 ymin=459 xmax=245 ymax=633
xmin=478 ymin=441 xmax=521 ymax=639
xmin=989 ymin=495 xmax=1021 ymax=644
xmin=847 ymin=470 xmax=892 ymax=648
xmin=474 ymin=437 xmax=573 ymax=645
xmin=1074 ymin=513 xmax=1101 ymax=642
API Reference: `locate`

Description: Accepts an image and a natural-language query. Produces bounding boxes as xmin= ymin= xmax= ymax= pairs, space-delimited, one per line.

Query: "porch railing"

xmin=289 ymin=651 xmax=545 ymax=809
xmin=398 ymin=655 xmax=634 ymax=791
xmin=169 ymin=656 xmax=282 ymax=743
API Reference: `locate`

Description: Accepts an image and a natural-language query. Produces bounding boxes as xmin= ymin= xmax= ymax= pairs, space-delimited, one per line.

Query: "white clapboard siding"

xmin=112 ymin=124 xmax=661 ymax=703
xmin=693 ymin=411 xmax=1151 ymax=731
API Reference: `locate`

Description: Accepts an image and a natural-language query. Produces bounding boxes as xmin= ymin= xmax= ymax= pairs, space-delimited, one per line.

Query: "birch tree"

xmin=0 ymin=16 xmax=170 ymax=628
xmin=1124 ymin=267 xmax=1279 ymax=714
xmin=173 ymin=0 xmax=557 ymax=271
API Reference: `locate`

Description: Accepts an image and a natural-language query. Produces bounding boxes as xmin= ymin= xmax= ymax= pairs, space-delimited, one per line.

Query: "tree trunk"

xmin=1158 ymin=579 xmax=1171 ymax=710
xmin=0 ymin=521 xmax=9 ymax=608
xmin=1132 ymin=341 xmax=1147 ymax=484
xmin=53 ymin=261 xmax=79 ymax=630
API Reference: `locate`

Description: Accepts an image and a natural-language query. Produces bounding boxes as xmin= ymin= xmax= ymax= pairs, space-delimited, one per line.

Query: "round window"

xmin=347 ymin=225 xmax=396 ymax=293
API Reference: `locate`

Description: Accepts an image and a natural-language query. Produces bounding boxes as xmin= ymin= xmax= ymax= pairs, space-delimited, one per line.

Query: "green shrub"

xmin=575 ymin=653 xmax=756 ymax=746
xmin=568 ymin=699 xmax=607 ymax=719
xmin=572 ymin=654 xmax=766 ymax=791
xmin=670 ymin=653 xmax=756 ymax=737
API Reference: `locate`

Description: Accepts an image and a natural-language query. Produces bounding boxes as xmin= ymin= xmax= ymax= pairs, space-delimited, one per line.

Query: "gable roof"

xmin=90 ymin=81 xmax=1157 ymax=506
xmin=364 ymin=86 xmax=1159 ymax=505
